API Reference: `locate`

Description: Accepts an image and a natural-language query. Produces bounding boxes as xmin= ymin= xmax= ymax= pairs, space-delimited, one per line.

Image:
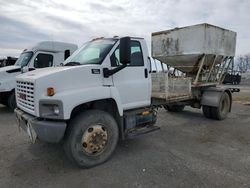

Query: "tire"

xmin=1 ymin=100 xmax=8 ymax=106
xmin=0 ymin=95 xmax=8 ymax=106
xmin=202 ymin=105 xmax=212 ymax=118
xmin=63 ymin=110 xmax=119 ymax=168
xmin=7 ymin=92 xmax=16 ymax=111
xmin=164 ymin=105 xmax=185 ymax=112
xmin=210 ymin=92 xmax=231 ymax=120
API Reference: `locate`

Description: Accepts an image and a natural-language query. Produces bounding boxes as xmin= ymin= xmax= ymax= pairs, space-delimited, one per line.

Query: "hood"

xmin=0 ymin=65 xmax=22 ymax=91
xmin=0 ymin=65 xmax=21 ymax=80
xmin=16 ymin=64 xmax=105 ymax=101
xmin=15 ymin=64 xmax=110 ymax=117
xmin=16 ymin=65 xmax=103 ymax=85
xmin=0 ymin=65 xmax=21 ymax=73
xmin=17 ymin=66 xmax=73 ymax=81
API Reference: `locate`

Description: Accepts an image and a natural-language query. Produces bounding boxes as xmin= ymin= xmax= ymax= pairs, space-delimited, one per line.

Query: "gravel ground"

xmin=0 ymin=85 xmax=249 ymax=188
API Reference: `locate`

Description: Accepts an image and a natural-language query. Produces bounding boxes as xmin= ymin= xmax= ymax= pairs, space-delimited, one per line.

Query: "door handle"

xmin=144 ymin=68 xmax=148 ymax=78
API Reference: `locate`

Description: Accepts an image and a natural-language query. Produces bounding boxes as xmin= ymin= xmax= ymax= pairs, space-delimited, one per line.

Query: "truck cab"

xmin=15 ymin=37 xmax=151 ymax=117
xmin=0 ymin=41 xmax=77 ymax=109
xmin=15 ymin=37 xmax=156 ymax=168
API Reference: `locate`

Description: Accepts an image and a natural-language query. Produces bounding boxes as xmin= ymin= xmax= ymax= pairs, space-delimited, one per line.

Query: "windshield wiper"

xmin=64 ymin=61 xmax=81 ymax=66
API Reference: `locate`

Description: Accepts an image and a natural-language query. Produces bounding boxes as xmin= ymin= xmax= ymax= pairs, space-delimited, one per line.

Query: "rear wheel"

xmin=63 ymin=110 xmax=119 ymax=168
xmin=203 ymin=92 xmax=231 ymax=120
xmin=164 ymin=105 xmax=185 ymax=112
xmin=7 ymin=92 xmax=16 ymax=111
xmin=211 ymin=92 xmax=230 ymax=120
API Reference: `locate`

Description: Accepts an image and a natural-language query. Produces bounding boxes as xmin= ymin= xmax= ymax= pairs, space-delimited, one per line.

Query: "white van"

xmin=0 ymin=41 xmax=77 ymax=109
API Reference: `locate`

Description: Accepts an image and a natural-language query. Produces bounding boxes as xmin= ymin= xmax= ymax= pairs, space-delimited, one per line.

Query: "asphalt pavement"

xmin=0 ymin=86 xmax=250 ymax=188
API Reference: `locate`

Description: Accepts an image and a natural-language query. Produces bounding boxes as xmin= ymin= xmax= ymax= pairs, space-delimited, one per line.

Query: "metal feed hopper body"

xmin=152 ymin=23 xmax=237 ymax=84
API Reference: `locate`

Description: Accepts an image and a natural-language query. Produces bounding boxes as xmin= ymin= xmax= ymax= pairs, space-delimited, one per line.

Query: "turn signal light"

xmin=142 ymin=111 xmax=150 ymax=116
xmin=47 ymin=87 xmax=55 ymax=96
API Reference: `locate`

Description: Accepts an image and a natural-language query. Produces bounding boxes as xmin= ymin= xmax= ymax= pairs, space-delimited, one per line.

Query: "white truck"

xmin=0 ymin=41 xmax=77 ymax=109
xmin=15 ymin=24 xmax=238 ymax=168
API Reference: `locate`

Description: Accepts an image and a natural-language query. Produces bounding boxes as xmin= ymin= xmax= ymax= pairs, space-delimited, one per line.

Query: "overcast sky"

xmin=0 ymin=0 xmax=249 ymax=58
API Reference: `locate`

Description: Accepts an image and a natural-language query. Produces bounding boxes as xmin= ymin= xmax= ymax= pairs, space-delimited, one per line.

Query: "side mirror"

xmin=21 ymin=66 xmax=29 ymax=73
xmin=64 ymin=50 xmax=70 ymax=60
xmin=119 ymin=37 xmax=131 ymax=65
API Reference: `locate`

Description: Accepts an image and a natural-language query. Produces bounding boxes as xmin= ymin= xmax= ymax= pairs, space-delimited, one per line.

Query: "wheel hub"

xmin=81 ymin=125 xmax=108 ymax=155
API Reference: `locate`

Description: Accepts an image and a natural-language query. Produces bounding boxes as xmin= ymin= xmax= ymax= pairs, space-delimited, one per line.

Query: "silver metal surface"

xmin=152 ymin=23 xmax=237 ymax=74
xmin=151 ymin=72 xmax=192 ymax=101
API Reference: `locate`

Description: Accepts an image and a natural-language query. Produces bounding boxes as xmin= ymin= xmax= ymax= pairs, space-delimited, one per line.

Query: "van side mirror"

xmin=21 ymin=66 xmax=29 ymax=73
xmin=64 ymin=50 xmax=70 ymax=60
xmin=119 ymin=37 xmax=131 ymax=65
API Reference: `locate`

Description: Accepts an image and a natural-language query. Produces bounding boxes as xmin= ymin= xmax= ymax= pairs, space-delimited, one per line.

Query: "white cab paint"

xmin=0 ymin=41 xmax=77 ymax=93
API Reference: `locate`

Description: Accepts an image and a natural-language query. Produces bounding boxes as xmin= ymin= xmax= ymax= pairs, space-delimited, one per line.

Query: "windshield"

xmin=15 ymin=52 xmax=33 ymax=67
xmin=64 ymin=39 xmax=117 ymax=66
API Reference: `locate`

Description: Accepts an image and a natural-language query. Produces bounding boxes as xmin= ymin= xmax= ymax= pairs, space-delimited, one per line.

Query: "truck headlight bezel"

xmin=39 ymin=100 xmax=64 ymax=119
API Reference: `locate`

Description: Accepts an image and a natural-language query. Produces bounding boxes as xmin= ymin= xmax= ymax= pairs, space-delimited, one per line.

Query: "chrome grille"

xmin=16 ymin=81 xmax=35 ymax=112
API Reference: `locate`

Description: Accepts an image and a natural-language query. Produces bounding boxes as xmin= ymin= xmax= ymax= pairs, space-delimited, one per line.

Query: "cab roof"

xmin=27 ymin=41 xmax=78 ymax=53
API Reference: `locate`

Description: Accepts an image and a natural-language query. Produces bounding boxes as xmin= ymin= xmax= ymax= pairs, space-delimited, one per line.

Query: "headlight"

xmin=39 ymin=100 xmax=63 ymax=119
xmin=53 ymin=105 xmax=60 ymax=115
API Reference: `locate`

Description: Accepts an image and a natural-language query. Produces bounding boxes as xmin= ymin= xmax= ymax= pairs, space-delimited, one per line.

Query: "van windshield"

xmin=15 ymin=52 xmax=33 ymax=67
xmin=64 ymin=39 xmax=117 ymax=66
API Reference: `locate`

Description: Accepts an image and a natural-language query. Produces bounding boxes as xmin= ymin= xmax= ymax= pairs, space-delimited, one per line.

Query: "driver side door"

xmin=111 ymin=40 xmax=150 ymax=110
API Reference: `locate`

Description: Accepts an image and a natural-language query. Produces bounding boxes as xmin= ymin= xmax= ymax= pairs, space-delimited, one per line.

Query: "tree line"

xmin=235 ymin=54 xmax=250 ymax=73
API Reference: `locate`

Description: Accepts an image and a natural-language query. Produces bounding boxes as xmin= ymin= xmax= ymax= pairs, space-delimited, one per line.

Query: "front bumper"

xmin=15 ymin=108 xmax=67 ymax=143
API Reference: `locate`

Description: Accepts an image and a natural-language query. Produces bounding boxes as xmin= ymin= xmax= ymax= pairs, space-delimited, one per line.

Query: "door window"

xmin=34 ymin=53 xmax=53 ymax=68
xmin=111 ymin=41 xmax=144 ymax=67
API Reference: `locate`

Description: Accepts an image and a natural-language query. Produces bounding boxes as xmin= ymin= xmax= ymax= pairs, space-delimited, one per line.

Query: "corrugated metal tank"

xmin=151 ymin=23 xmax=237 ymax=73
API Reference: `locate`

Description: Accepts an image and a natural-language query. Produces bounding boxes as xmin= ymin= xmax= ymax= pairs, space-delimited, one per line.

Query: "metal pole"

xmin=215 ymin=56 xmax=226 ymax=82
xmin=173 ymin=68 xmax=176 ymax=77
xmin=194 ymin=54 xmax=206 ymax=85
xmin=206 ymin=55 xmax=217 ymax=82
xmin=160 ymin=62 xmax=165 ymax=73
xmin=232 ymin=58 xmax=234 ymax=74
xmin=218 ymin=57 xmax=229 ymax=81
xmin=219 ymin=57 xmax=232 ymax=83
xmin=153 ymin=59 xmax=158 ymax=72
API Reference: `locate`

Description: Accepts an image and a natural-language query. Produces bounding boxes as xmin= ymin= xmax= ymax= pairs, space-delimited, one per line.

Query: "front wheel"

xmin=63 ymin=110 xmax=119 ymax=168
xmin=8 ymin=92 xmax=16 ymax=111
